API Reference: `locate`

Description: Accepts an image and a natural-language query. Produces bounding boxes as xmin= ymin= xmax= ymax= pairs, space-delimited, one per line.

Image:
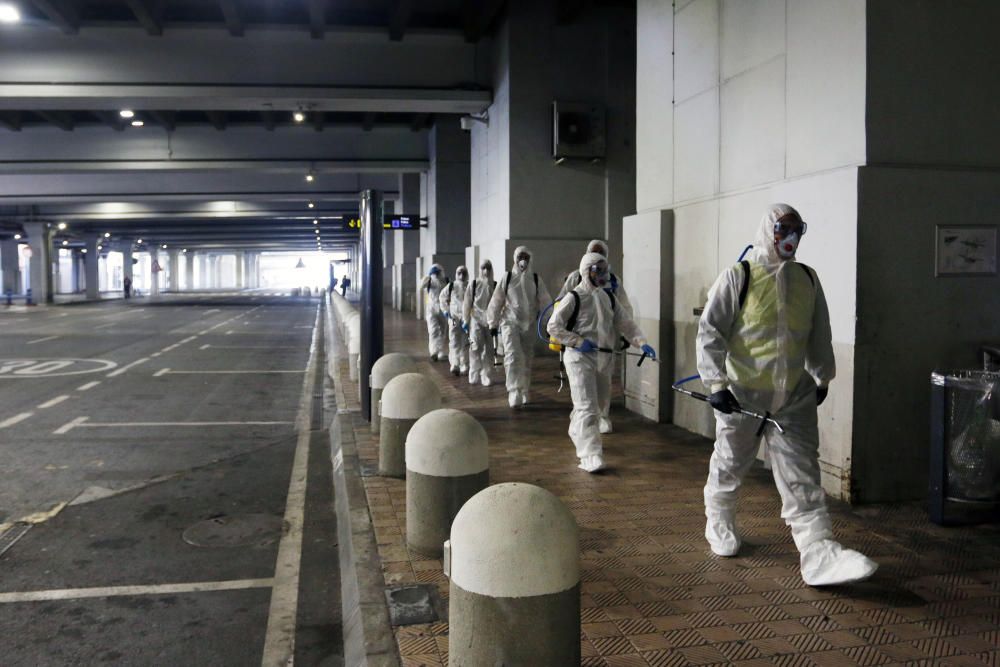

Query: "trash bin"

xmin=930 ymin=370 xmax=1000 ymax=525
xmin=982 ymin=344 xmax=1000 ymax=372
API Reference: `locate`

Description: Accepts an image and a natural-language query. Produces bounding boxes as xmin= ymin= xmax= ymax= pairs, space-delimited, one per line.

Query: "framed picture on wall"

xmin=935 ymin=225 xmax=998 ymax=276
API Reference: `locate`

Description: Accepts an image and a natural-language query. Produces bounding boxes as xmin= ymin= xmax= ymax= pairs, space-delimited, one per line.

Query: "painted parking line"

xmin=26 ymin=336 xmax=60 ymax=345
xmin=0 ymin=412 xmax=34 ymax=429
xmin=38 ymin=395 xmax=70 ymax=409
xmin=54 ymin=418 xmax=293 ymax=435
xmin=54 ymin=416 xmax=89 ymax=434
xmin=161 ymin=370 xmax=306 ymax=375
xmin=76 ymin=381 xmax=101 ymax=391
xmin=106 ymin=357 xmax=150 ymax=377
xmin=153 ymin=368 xmax=170 ymax=377
xmin=199 ymin=345 xmax=300 ymax=350
xmin=0 ymin=578 xmax=274 ymax=604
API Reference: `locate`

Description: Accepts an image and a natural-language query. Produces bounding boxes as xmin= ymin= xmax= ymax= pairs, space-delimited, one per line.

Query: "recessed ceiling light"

xmin=104 ymin=232 xmax=111 ymax=238
xmin=13 ymin=233 xmax=21 ymax=240
xmin=137 ymin=238 xmax=143 ymax=243
xmin=305 ymin=173 xmax=315 ymax=182
xmin=82 ymin=248 xmax=88 ymax=253
xmin=313 ymin=219 xmax=318 ymax=225
xmin=56 ymin=222 xmax=67 ymax=230
xmin=161 ymin=244 xmax=167 ymax=249
xmin=182 ymin=248 xmax=187 ymax=253
xmin=307 ymin=202 xmax=315 ymax=209
xmin=131 ymin=120 xmax=144 ymax=127
xmin=293 ymin=111 xmax=305 ymax=123
xmin=62 ymin=240 xmax=68 ymax=246
xmin=119 ymin=109 xmax=135 ymax=119
xmin=0 ymin=3 xmax=20 ymax=23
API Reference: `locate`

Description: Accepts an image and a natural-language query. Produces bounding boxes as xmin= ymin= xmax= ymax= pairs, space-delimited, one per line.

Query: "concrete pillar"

xmin=394 ymin=173 xmax=421 ymax=312
xmin=149 ymin=248 xmax=160 ymax=296
xmin=446 ymin=483 xmax=580 ymax=665
xmin=84 ymin=235 xmax=100 ymax=300
xmin=167 ymin=249 xmax=179 ymax=292
xmin=369 ymin=353 xmax=417 ymax=435
xmin=122 ymin=244 xmax=134 ymax=283
xmin=420 ymin=122 xmax=471 ymax=272
xmin=406 ymin=409 xmax=489 ymax=558
xmin=184 ymin=251 xmax=194 ymax=291
xmin=378 ymin=373 xmax=441 ymax=478
xmin=1 ymin=238 xmax=20 ymax=295
xmin=22 ymin=223 xmax=53 ymax=304
xmin=235 ymin=251 xmax=245 ymax=288
xmin=197 ymin=254 xmax=208 ymax=289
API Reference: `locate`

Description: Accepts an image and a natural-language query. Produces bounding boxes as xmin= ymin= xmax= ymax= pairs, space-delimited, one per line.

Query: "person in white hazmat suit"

xmin=439 ymin=265 xmax=470 ymax=376
xmin=419 ymin=263 xmax=448 ymax=361
xmin=548 ymin=252 xmax=656 ymax=472
xmin=556 ymin=238 xmax=634 ymax=434
xmin=697 ymin=203 xmax=877 ymax=586
xmin=462 ymin=259 xmax=497 ymax=386
xmin=486 ymin=246 xmax=552 ymax=408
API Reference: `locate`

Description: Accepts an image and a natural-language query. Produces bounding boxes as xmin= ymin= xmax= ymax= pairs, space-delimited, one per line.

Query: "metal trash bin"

xmin=930 ymin=370 xmax=1000 ymax=525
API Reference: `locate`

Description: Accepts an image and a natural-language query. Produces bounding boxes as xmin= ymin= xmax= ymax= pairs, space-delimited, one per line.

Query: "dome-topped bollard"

xmin=406 ymin=409 xmax=489 ymax=558
xmin=370 ymin=353 xmax=417 ymax=435
xmin=379 ymin=373 xmax=441 ymax=478
xmin=445 ymin=483 xmax=580 ymax=666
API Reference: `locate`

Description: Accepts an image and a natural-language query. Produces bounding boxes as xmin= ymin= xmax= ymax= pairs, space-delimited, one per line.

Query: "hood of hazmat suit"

xmin=442 ymin=265 xmax=468 ymax=314
xmin=586 ymin=239 xmax=610 ymax=257
xmin=422 ymin=263 xmax=447 ymax=315
xmin=486 ymin=246 xmax=551 ymax=332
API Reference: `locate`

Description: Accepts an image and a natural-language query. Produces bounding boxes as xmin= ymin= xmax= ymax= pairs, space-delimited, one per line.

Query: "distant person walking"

xmin=340 ymin=275 xmax=351 ymax=296
xmin=123 ymin=276 xmax=132 ymax=299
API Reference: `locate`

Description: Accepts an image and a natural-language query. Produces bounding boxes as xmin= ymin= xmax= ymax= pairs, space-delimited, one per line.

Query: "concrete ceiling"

xmin=0 ymin=0 xmax=500 ymax=250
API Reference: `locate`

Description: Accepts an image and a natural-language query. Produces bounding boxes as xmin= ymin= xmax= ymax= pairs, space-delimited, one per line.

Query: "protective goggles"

xmin=588 ymin=262 xmax=609 ymax=279
xmin=773 ymin=220 xmax=807 ymax=237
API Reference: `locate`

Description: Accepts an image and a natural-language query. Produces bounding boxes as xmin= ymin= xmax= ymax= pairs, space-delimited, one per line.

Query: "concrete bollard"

xmin=445 ymin=483 xmax=580 ymax=666
xmin=379 ymin=373 xmax=441 ymax=478
xmin=346 ymin=312 xmax=361 ymax=382
xmin=370 ymin=353 xmax=418 ymax=434
xmin=405 ymin=409 xmax=489 ymax=558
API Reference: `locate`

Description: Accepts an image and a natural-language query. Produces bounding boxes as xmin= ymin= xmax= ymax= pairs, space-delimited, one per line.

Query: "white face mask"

xmin=481 ymin=268 xmax=490 ymax=278
xmin=776 ymin=232 xmax=800 ymax=259
xmin=517 ymin=259 xmax=529 ymax=271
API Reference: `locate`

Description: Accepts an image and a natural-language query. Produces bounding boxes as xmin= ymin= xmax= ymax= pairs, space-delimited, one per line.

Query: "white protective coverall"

xmin=548 ymin=252 xmax=648 ymax=472
xmin=462 ymin=260 xmax=497 ymax=386
xmin=486 ymin=246 xmax=551 ymax=407
xmin=419 ymin=264 xmax=448 ymax=360
xmin=440 ymin=266 xmax=470 ymax=375
xmin=697 ymin=203 xmax=876 ymax=586
xmin=555 ymin=239 xmax=634 ymax=433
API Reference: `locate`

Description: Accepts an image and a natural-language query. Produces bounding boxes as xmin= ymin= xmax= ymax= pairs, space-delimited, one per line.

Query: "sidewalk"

xmin=333 ymin=308 xmax=1000 ymax=667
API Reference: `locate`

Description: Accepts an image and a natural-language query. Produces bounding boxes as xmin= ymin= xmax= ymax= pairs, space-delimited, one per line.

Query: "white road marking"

xmin=204 ymin=309 xmax=221 ymax=314
xmin=93 ymin=322 xmax=117 ymax=331
xmin=225 ymin=330 xmax=234 ymax=335
xmin=153 ymin=368 xmax=170 ymax=377
xmin=199 ymin=345 xmax=300 ymax=350
xmin=26 ymin=336 xmax=60 ymax=345
xmin=38 ymin=395 xmax=70 ymax=409
xmin=0 ymin=412 xmax=34 ymax=429
xmin=261 ymin=305 xmax=319 ymax=667
xmin=106 ymin=357 xmax=149 ymax=377
xmin=0 ymin=578 xmax=274 ymax=604
xmin=150 ymin=352 xmax=161 ymax=357
xmin=163 ymin=370 xmax=306 ymax=374
xmin=199 ymin=344 xmax=210 ymax=350
xmin=76 ymin=381 xmax=101 ymax=391
xmin=54 ymin=416 xmax=89 ymax=434
xmin=67 ymin=420 xmax=293 ymax=429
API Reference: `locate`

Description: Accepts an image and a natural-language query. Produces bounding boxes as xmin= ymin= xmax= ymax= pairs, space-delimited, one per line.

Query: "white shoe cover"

xmin=705 ymin=515 xmax=741 ymax=557
xmin=519 ymin=390 xmax=529 ymax=406
xmin=599 ymin=418 xmax=613 ymax=434
xmin=468 ymin=373 xmax=479 ymax=385
xmin=481 ymin=376 xmax=492 ymax=387
xmin=578 ymin=455 xmax=605 ymax=473
xmin=508 ymin=392 xmax=519 ymax=408
xmin=800 ymin=539 xmax=878 ymax=586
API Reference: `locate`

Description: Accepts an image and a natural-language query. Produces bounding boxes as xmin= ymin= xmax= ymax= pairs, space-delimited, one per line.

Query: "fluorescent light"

xmin=57 ymin=222 xmax=67 ymax=230
xmin=0 ymin=4 xmax=20 ymax=23
xmin=119 ymin=109 xmax=135 ymax=119
xmin=131 ymin=120 xmax=144 ymax=127
xmin=293 ymin=112 xmax=305 ymax=123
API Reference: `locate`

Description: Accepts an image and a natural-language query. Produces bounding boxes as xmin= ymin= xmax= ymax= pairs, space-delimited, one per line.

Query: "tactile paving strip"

xmin=331 ymin=309 xmax=1000 ymax=666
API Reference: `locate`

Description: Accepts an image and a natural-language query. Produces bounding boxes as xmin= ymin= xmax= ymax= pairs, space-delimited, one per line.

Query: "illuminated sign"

xmin=382 ymin=214 xmax=421 ymax=230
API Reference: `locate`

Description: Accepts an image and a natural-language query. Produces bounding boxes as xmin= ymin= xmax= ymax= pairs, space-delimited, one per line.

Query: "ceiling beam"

xmin=409 ymin=113 xmax=429 ymax=132
xmin=0 ymin=112 xmax=22 ymax=132
xmin=218 ymin=0 xmax=244 ymax=37
xmin=205 ymin=110 xmax=228 ymax=131
xmin=307 ymin=0 xmax=326 ymax=39
xmin=35 ymin=111 xmax=75 ymax=131
xmin=91 ymin=111 xmax=126 ymax=132
xmin=29 ymin=0 xmax=80 ymax=35
xmin=361 ymin=112 xmax=376 ymax=132
xmin=261 ymin=110 xmax=276 ymax=131
xmin=148 ymin=110 xmax=176 ymax=131
xmin=312 ymin=112 xmax=325 ymax=133
xmin=124 ymin=0 xmax=164 ymax=36
xmin=463 ymin=0 xmax=505 ymax=43
xmin=388 ymin=0 xmax=414 ymax=42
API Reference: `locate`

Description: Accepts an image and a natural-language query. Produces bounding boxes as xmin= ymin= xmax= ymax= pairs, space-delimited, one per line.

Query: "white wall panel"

xmin=720 ymin=56 xmax=786 ymax=191
xmin=673 ymin=87 xmax=720 ymax=203
xmin=720 ymin=0 xmax=785 ymax=80
xmin=673 ymin=0 xmax=719 ymax=104
xmin=636 ymin=0 xmax=674 ymax=212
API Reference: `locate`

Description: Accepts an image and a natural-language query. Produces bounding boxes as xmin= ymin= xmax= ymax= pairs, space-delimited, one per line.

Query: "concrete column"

xmin=1 ymin=238 xmax=21 ymax=295
xmin=235 ymin=251 xmax=245 ymax=288
xmin=421 ymin=122 xmax=471 ymax=271
xmin=378 ymin=373 xmax=441 ymax=478
xmin=149 ymin=248 xmax=161 ymax=296
xmin=394 ymin=173 xmax=421 ymax=312
xmin=405 ymin=409 xmax=489 ymax=558
xmin=184 ymin=251 xmax=194 ymax=291
xmin=22 ymin=223 xmax=53 ymax=304
xmin=167 ymin=249 xmax=180 ymax=292
xmin=71 ymin=251 xmax=82 ymax=293
xmin=447 ymin=484 xmax=580 ymax=664
xmin=84 ymin=235 xmax=100 ymax=300
xmin=122 ymin=243 xmax=134 ymax=283
xmin=197 ymin=254 xmax=208 ymax=289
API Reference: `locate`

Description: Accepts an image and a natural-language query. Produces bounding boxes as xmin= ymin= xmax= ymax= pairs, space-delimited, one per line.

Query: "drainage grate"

xmin=182 ymin=513 xmax=285 ymax=548
xmin=0 ymin=522 xmax=32 ymax=557
xmin=384 ymin=584 xmax=442 ymax=626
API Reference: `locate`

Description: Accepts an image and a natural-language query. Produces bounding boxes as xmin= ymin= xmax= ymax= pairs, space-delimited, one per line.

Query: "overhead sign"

xmin=0 ymin=358 xmax=118 ymax=377
xmin=383 ymin=214 xmax=421 ymax=230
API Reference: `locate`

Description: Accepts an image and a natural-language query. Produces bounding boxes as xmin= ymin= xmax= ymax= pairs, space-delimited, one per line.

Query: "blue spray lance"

xmin=671 ymin=243 xmax=784 ymax=434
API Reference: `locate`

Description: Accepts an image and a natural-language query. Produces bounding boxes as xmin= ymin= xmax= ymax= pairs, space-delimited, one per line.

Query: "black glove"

xmin=817 ymin=386 xmax=829 ymax=406
xmin=708 ymin=389 xmax=741 ymax=414
xmin=489 ymin=327 xmax=499 ymax=337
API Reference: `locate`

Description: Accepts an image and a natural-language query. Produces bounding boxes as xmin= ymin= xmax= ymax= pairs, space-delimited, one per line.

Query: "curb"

xmin=325 ymin=297 xmax=401 ymax=667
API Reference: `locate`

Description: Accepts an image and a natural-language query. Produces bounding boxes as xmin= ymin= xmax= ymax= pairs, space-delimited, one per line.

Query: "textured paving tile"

xmin=332 ymin=309 xmax=1000 ymax=666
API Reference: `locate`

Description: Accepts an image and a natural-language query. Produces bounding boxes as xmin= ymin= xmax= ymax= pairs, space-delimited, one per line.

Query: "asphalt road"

xmin=0 ymin=292 xmax=343 ymax=666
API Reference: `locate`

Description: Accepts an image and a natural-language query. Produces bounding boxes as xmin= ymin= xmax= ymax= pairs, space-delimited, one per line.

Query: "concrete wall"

xmin=632 ymin=0 xmax=866 ymax=498
xmin=850 ymin=0 xmax=1000 ymax=502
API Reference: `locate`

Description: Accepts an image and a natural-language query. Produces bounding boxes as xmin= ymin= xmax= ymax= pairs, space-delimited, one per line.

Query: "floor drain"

xmin=182 ymin=513 xmax=285 ymax=548
xmin=384 ymin=584 xmax=441 ymax=626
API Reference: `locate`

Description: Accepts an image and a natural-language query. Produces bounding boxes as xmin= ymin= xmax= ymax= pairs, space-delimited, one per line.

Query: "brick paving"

xmin=331 ymin=308 xmax=1000 ymax=666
